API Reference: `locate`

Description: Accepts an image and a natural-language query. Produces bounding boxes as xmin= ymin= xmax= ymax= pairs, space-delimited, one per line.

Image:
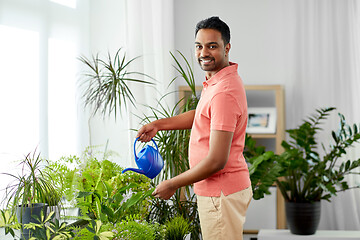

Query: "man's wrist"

xmin=168 ymin=177 xmax=180 ymax=190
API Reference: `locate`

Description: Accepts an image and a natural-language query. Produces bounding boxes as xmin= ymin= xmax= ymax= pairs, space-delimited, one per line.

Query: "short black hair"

xmin=195 ymin=16 xmax=231 ymax=45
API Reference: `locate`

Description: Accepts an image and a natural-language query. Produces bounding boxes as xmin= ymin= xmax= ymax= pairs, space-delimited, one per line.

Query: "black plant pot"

xmin=285 ymin=201 xmax=321 ymax=235
xmin=16 ymin=203 xmax=48 ymax=240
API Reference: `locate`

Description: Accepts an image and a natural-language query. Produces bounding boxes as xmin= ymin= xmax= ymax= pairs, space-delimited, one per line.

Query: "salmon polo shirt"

xmin=189 ymin=62 xmax=251 ymax=197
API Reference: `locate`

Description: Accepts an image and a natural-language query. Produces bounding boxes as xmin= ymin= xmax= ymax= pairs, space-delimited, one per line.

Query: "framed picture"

xmin=246 ymin=107 xmax=277 ymax=134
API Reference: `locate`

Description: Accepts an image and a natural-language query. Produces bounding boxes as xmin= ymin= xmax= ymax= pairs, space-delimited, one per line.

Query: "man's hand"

xmin=136 ymin=110 xmax=195 ymax=142
xmin=152 ymin=180 xmax=177 ymax=200
xmin=136 ymin=122 xmax=159 ymax=142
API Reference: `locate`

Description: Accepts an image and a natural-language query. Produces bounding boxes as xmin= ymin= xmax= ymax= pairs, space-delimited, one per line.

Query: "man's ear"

xmin=225 ymin=43 xmax=231 ymax=56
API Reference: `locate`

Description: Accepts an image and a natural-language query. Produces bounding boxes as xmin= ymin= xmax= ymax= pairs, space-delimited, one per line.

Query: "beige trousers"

xmin=197 ymin=187 xmax=253 ymax=240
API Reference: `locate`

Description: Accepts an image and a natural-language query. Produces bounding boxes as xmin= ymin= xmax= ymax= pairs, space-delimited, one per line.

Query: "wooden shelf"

xmin=245 ymin=85 xmax=286 ymax=230
xmin=245 ymin=85 xmax=285 ymax=155
xmin=249 ymin=134 xmax=277 ymax=139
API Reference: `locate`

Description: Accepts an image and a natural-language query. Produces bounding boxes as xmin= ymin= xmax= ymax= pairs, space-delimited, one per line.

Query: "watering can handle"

xmin=133 ymin=137 xmax=159 ymax=159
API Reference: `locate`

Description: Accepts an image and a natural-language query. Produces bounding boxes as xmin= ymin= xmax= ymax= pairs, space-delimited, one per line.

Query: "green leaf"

xmin=354 ymin=124 xmax=358 ymax=134
xmin=345 ymin=160 xmax=351 ymax=171
xmin=99 ymin=231 xmax=115 ymax=240
xmin=78 ymin=191 xmax=94 ymax=198
xmin=332 ymin=131 xmax=338 ymax=143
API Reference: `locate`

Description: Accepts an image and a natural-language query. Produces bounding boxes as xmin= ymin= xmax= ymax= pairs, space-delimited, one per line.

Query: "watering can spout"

xmin=122 ymin=168 xmax=145 ymax=175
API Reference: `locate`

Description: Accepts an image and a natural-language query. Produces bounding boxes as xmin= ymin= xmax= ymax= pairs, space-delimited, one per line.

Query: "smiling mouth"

xmin=199 ymin=58 xmax=214 ymax=64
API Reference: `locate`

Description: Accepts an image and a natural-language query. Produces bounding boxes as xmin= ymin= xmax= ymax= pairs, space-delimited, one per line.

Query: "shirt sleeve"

xmin=209 ymin=92 xmax=241 ymax=132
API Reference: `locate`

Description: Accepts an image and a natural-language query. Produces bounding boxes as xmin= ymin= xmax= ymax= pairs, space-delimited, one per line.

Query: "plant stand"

xmin=258 ymin=229 xmax=360 ymax=240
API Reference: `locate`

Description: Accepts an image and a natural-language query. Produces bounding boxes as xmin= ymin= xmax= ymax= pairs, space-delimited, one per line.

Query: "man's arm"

xmin=152 ymin=129 xmax=234 ymax=199
xmin=136 ymin=110 xmax=195 ymax=142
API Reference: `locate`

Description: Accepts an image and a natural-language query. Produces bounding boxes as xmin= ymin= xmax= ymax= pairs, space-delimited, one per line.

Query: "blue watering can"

xmin=122 ymin=137 xmax=164 ymax=179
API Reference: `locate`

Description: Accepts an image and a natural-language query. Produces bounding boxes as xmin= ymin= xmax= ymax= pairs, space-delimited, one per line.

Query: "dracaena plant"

xmin=276 ymin=107 xmax=360 ymax=203
xmin=1 ymin=151 xmax=60 ymax=218
xmin=78 ymin=47 xmax=154 ymax=119
xmin=137 ymin=51 xmax=201 ymax=239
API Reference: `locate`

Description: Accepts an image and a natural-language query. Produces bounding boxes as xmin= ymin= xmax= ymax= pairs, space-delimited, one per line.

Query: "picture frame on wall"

xmin=246 ymin=107 xmax=277 ymax=134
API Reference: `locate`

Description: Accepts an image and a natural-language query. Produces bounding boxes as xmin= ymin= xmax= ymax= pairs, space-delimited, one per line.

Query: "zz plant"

xmin=244 ymin=134 xmax=282 ymax=200
xmin=276 ymin=107 xmax=360 ymax=203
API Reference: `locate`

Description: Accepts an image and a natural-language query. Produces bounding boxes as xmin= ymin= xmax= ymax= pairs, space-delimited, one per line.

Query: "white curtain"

xmin=287 ymin=0 xmax=360 ymax=230
xmin=86 ymin=0 xmax=175 ymax=167
xmin=123 ymin=0 xmax=176 ymax=165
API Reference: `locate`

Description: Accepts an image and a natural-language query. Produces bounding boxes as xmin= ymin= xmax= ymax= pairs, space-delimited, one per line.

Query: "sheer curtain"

xmin=125 ymin=0 xmax=175 ymax=121
xmin=286 ymin=0 xmax=360 ymax=230
xmin=86 ymin=0 xmax=175 ymax=167
xmin=123 ymin=0 xmax=176 ymax=165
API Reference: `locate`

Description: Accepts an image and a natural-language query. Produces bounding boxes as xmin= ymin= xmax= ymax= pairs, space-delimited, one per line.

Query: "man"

xmin=136 ymin=16 xmax=252 ymax=240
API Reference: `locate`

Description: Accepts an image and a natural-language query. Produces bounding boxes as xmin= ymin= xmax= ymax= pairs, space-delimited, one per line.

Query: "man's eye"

xmin=195 ymin=45 xmax=202 ymax=49
xmin=209 ymin=45 xmax=217 ymax=49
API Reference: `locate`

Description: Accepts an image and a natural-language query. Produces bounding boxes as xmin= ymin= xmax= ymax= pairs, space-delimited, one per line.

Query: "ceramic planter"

xmin=16 ymin=203 xmax=48 ymax=240
xmin=285 ymin=201 xmax=321 ymax=235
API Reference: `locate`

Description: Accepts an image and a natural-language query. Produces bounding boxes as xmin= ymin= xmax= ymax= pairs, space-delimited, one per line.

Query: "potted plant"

xmin=244 ymin=134 xmax=282 ymax=200
xmin=46 ymin=149 xmax=154 ymax=232
xmin=164 ymin=215 xmax=192 ymax=240
xmin=109 ymin=214 xmax=164 ymax=240
xmin=78 ymin=47 xmax=153 ymax=118
xmin=2 ymin=150 xmax=60 ymax=239
xmin=275 ymin=107 xmax=360 ymax=235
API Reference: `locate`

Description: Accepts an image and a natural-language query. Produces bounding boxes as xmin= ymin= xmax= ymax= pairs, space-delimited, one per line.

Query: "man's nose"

xmin=200 ymin=48 xmax=209 ymax=57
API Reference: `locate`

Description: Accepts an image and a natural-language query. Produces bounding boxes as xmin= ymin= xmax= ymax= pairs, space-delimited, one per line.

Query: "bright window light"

xmin=50 ymin=0 xmax=76 ymax=9
xmin=0 ymin=25 xmax=40 ymax=157
xmin=0 ymin=25 xmax=40 ymax=198
xmin=48 ymin=38 xmax=77 ymax=160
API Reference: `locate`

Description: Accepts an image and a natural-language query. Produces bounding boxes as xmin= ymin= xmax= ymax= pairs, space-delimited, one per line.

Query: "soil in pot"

xmin=285 ymin=201 xmax=321 ymax=235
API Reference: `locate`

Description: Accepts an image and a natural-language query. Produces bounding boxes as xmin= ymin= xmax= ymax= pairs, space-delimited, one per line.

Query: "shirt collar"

xmin=202 ymin=62 xmax=238 ymax=88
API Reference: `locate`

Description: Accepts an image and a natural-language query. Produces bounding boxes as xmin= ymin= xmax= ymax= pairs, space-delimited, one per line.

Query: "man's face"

xmin=195 ymin=28 xmax=230 ymax=76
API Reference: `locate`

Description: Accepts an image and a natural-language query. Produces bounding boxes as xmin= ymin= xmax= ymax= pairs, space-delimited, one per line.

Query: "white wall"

xmin=85 ymin=0 xmax=133 ymax=165
xmin=174 ymin=0 xmax=296 ymax=88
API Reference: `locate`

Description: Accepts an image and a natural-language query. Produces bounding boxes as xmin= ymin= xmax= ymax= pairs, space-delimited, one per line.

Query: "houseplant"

xmin=275 ymin=107 xmax=360 ymax=234
xmin=109 ymin=214 xmax=164 ymax=240
xmin=164 ymin=215 xmax=192 ymax=240
xmin=244 ymin=134 xmax=282 ymax=200
xmin=46 ymin=149 xmax=154 ymax=232
xmin=138 ymin=51 xmax=201 ymax=239
xmin=23 ymin=211 xmax=74 ymax=240
xmin=1 ymin=150 xmax=61 ymax=239
xmin=78 ymin=47 xmax=153 ymax=118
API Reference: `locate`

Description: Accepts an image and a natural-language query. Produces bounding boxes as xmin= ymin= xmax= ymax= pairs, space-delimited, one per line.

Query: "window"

xmin=0 ymin=25 xmax=40 ymax=157
xmin=0 ymin=0 xmax=89 ymax=161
